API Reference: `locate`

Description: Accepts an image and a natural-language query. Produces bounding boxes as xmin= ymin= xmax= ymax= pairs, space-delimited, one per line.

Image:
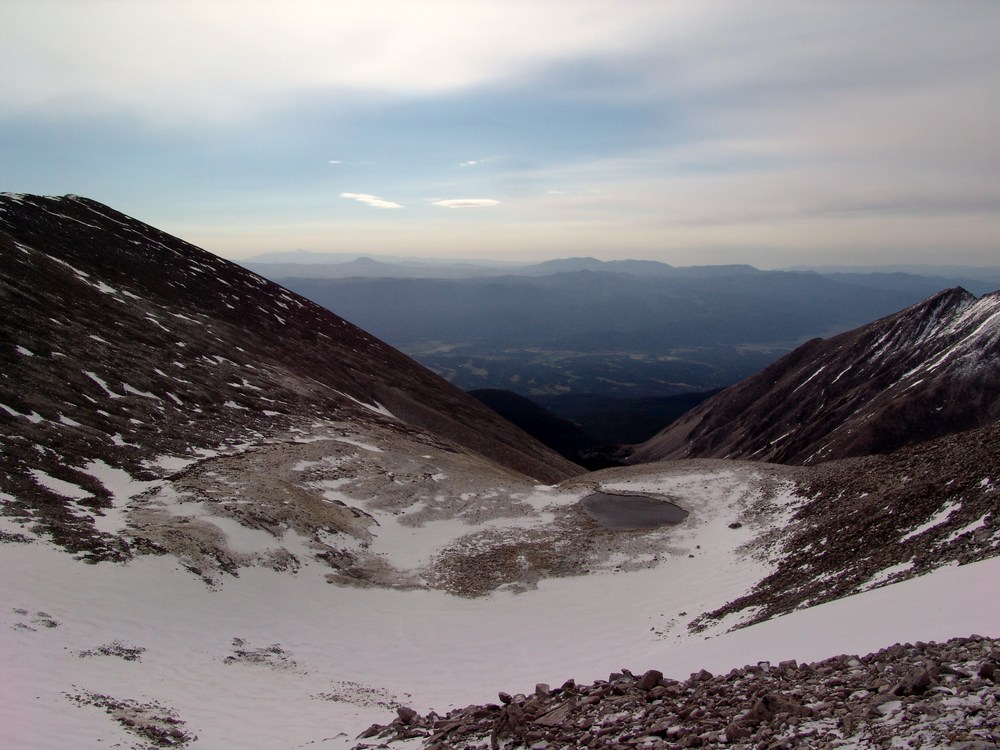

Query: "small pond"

xmin=580 ymin=492 xmax=688 ymax=530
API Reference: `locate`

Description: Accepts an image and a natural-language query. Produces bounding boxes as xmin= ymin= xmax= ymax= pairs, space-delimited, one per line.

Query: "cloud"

xmin=0 ymin=1 xmax=686 ymax=124
xmin=4 ymin=1 xmax=1000 ymax=268
xmin=430 ymin=199 xmax=501 ymax=208
xmin=340 ymin=192 xmax=403 ymax=209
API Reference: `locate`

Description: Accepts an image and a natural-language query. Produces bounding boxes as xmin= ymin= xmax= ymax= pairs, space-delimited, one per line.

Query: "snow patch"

xmin=943 ymin=514 xmax=989 ymax=543
xmin=335 ymin=390 xmax=397 ymax=419
xmin=83 ymin=370 xmax=123 ymax=399
xmin=864 ymin=560 xmax=914 ymax=590
xmin=122 ymin=383 xmax=161 ymax=400
xmin=0 ymin=402 xmax=44 ymax=423
xmin=334 ymin=436 xmax=382 ymax=453
xmin=80 ymin=460 xmax=160 ymax=535
xmin=900 ymin=501 xmax=962 ymax=542
xmin=92 ymin=280 xmax=119 ymax=296
xmin=29 ymin=469 xmax=92 ymax=500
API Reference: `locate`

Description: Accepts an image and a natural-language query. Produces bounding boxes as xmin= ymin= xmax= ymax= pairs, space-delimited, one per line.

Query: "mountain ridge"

xmin=631 ymin=286 xmax=1000 ymax=465
xmin=0 ymin=193 xmax=580 ymax=563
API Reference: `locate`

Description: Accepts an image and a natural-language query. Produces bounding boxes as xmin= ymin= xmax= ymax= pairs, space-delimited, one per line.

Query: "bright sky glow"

xmin=2 ymin=1 xmax=999 ymax=266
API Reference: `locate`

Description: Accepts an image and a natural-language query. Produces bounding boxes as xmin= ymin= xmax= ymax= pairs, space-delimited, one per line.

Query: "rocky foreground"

xmin=355 ymin=635 xmax=999 ymax=750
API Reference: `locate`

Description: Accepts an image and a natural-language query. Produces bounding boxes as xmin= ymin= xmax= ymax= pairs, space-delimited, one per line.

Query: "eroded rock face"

xmin=355 ymin=636 xmax=1000 ymax=750
xmin=632 ymin=287 xmax=1000 ymax=466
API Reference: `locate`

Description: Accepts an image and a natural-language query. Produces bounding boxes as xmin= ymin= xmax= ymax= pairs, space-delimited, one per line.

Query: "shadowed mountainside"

xmin=631 ymin=287 xmax=1000 ymax=465
xmin=0 ymin=193 xmax=580 ymax=559
xmin=469 ymin=388 xmax=624 ymax=470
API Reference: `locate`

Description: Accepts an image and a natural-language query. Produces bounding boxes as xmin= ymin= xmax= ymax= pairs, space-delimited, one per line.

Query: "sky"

xmin=2 ymin=1 xmax=999 ymax=267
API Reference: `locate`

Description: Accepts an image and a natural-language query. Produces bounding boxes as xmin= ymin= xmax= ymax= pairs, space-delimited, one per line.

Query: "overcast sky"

xmin=2 ymin=1 xmax=999 ymax=267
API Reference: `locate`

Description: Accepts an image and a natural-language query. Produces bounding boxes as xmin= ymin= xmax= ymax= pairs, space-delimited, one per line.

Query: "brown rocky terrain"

xmin=631 ymin=288 xmax=1000 ymax=466
xmin=356 ymin=635 xmax=1000 ymax=749
xmin=692 ymin=421 xmax=1000 ymax=630
xmin=0 ymin=193 xmax=579 ymax=564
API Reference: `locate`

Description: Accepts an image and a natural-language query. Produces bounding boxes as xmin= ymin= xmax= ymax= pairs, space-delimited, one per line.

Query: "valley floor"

xmin=2 ymin=449 xmax=998 ymax=748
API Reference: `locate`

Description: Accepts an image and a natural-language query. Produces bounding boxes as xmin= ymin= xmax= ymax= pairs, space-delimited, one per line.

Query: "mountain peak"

xmin=631 ymin=286 xmax=1000 ymax=465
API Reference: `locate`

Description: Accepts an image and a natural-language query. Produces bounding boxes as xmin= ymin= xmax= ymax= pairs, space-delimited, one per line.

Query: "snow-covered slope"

xmin=3 ymin=459 xmax=998 ymax=749
xmin=631 ymin=287 xmax=1000 ymax=465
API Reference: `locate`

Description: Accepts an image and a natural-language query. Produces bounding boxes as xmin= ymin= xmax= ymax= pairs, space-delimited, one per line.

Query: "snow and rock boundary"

xmin=356 ymin=634 xmax=1000 ymax=750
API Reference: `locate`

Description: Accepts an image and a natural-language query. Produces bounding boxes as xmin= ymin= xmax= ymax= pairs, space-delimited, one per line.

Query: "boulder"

xmin=638 ymin=669 xmax=664 ymax=691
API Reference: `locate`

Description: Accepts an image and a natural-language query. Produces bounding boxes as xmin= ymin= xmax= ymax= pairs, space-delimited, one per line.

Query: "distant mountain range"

xmin=274 ymin=269 xmax=1000 ymax=351
xmin=632 ymin=287 xmax=1000 ymax=464
xmin=785 ymin=263 xmax=1000 ymax=285
xmin=245 ymin=258 xmax=997 ymax=417
xmin=242 ymin=251 xmax=1000 ymax=289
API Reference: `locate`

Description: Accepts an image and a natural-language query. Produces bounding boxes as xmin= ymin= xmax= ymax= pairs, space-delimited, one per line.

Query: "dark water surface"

xmin=580 ymin=493 xmax=688 ymax=530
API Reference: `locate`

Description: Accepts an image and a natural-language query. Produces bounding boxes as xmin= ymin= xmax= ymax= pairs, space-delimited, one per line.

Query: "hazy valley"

xmin=247 ymin=255 xmax=1000 ymax=450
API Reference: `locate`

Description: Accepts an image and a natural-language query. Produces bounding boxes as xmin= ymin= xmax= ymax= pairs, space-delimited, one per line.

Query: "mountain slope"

xmin=0 ymin=193 xmax=579 ymax=565
xmin=631 ymin=287 xmax=1000 ymax=465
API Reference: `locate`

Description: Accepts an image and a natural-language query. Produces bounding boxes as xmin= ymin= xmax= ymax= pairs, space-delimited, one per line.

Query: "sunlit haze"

xmin=3 ymin=1 xmax=999 ymax=267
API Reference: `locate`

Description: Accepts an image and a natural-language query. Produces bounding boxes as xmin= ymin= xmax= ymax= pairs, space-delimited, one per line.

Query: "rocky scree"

xmin=355 ymin=635 xmax=1000 ymax=750
xmin=692 ymin=423 xmax=1000 ymax=632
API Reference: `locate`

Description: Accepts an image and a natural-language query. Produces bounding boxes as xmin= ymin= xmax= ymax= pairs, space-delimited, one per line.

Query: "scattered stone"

xmin=222 ymin=637 xmax=298 ymax=671
xmin=352 ymin=635 xmax=1000 ymax=750
xmin=65 ymin=690 xmax=195 ymax=747
xmin=725 ymin=722 xmax=751 ymax=742
xmin=741 ymin=692 xmax=813 ymax=726
xmin=891 ymin=667 xmax=936 ymax=696
xmin=78 ymin=640 xmax=146 ymax=662
xmin=533 ymin=701 xmax=574 ymax=728
xmin=638 ymin=669 xmax=663 ymax=691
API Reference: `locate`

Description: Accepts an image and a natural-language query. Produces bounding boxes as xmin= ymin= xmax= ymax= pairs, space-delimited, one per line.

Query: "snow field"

xmin=2 ymin=446 xmax=997 ymax=749
xmin=3 ymin=538 xmax=998 ymax=750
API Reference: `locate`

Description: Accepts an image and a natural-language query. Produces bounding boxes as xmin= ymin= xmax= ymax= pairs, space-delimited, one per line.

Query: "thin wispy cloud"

xmin=431 ymin=199 xmax=501 ymax=209
xmin=340 ymin=193 xmax=403 ymax=209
